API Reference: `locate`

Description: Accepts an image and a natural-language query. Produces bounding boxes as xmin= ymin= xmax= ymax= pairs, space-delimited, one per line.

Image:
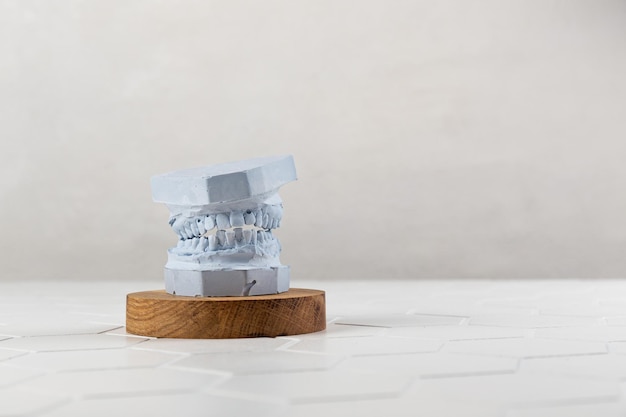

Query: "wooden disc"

xmin=126 ymin=288 xmax=326 ymax=339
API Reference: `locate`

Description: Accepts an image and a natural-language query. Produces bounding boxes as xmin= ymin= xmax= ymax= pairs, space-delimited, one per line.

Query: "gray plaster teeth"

xmin=234 ymin=228 xmax=244 ymax=246
xmin=243 ymin=229 xmax=253 ymax=244
xmin=184 ymin=224 xmax=194 ymax=239
xmin=230 ymin=211 xmax=244 ymax=227
xmin=225 ymin=231 xmax=235 ymax=247
xmin=204 ymin=215 xmax=215 ymax=231
xmin=254 ymin=210 xmax=263 ymax=227
xmin=216 ymin=213 xmax=230 ymax=230
xmin=172 ymin=219 xmax=184 ymax=238
xmin=266 ymin=205 xmax=283 ymax=222
xmin=208 ymin=235 xmax=217 ymax=251
xmin=190 ymin=220 xmax=200 ymax=236
xmin=216 ymin=230 xmax=226 ymax=247
xmin=244 ymin=211 xmax=255 ymax=225
xmin=153 ymin=155 xmax=297 ymax=297
xmin=196 ymin=218 xmax=206 ymax=235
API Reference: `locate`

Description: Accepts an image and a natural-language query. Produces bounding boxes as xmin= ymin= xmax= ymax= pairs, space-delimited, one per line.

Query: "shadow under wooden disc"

xmin=126 ymin=288 xmax=326 ymax=339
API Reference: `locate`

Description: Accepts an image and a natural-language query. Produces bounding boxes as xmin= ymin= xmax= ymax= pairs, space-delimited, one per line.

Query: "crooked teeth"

xmin=171 ymin=219 xmax=185 ymax=238
xmin=208 ymin=235 xmax=217 ymax=251
xmin=216 ymin=230 xmax=227 ymax=247
xmin=190 ymin=220 xmax=200 ymax=236
xmin=230 ymin=212 xmax=244 ymax=227
xmin=254 ymin=210 xmax=263 ymax=227
xmin=196 ymin=218 xmax=206 ymax=235
xmin=172 ymin=205 xmax=283 ymax=254
xmin=234 ymin=227 xmax=244 ymax=246
xmin=216 ymin=213 xmax=230 ymax=230
xmin=198 ymin=237 xmax=208 ymax=252
xmin=184 ymin=224 xmax=194 ymax=239
xmin=244 ymin=211 xmax=255 ymax=225
xmin=225 ymin=231 xmax=235 ymax=247
xmin=266 ymin=205 xmax=283 ymax=229
xmin=243 ymin=229 xmax=253 ymax=244
xmin=204 ymin=215 xmax=215 ymax=231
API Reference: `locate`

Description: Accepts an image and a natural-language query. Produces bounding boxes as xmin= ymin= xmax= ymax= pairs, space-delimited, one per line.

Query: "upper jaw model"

xmin=151 ymin=155 xmax=297 ymax=297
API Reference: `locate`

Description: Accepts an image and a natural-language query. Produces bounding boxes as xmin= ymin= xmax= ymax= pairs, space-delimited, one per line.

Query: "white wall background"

xmin=1 ymin=0 xmax=626 ymax=281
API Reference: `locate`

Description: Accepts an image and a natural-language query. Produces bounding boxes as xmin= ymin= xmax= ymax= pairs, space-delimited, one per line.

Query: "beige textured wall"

xmin=2 ymin=1 xmax=626 ymax=281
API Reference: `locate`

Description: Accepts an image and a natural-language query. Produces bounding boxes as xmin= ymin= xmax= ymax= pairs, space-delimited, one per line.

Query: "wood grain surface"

xmin=126 ymin=288 xmax=326 ymax=339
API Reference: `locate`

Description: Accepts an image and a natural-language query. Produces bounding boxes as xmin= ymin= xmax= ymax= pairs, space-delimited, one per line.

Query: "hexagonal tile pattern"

xmin=38 ymin=393 xmax=285 ymax=417
xmin=18 ymin=368 xmax=225 ymax=398
xmin=336 ymin=352 xmax=518 ymax=377
xmin=0 ymin=387 xmax=68 ymax=416
xmin=443 ymin=337 xmax=607 ymax=358
xmin=287 ymin=336 xmax=442 ymax=356
xmin=407 ymin=373 xmax=619 ymax=406
xmin=212 ymin=369 xmax=412 ymax=404
xmin=519 ymin=354 xmax=626 ymax=379
xmin=1 ymin=279 xmax=626 ymax=416
xmin=4 ymin=348 xmax=182 ymax=372
xmin=168 ymin=350 xmax=343 ymax=375
xmin=505 ymin=402 xmax=626 ymax=417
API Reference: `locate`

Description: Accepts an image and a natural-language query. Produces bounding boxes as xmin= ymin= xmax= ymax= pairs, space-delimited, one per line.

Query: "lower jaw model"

xmin=151 ymin=155 xmax=297 ymax=297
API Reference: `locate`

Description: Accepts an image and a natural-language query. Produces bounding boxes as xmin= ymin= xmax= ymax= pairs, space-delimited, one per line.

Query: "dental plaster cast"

xmin=151 ymin=155 xmax=297 ymax=297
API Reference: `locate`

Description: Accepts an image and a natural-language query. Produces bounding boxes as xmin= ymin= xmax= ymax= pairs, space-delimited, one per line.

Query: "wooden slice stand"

xmin=126 ymin=288 xmax=326 ymax=339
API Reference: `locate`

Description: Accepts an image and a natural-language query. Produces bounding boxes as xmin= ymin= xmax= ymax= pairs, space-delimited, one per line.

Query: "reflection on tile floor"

xmin=2 ymin=279 xmax=626 ymax=416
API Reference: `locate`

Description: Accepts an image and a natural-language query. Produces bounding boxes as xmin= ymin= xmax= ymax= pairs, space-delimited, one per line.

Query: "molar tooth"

xmin=234 ymin=228 xmax=244 ymax=246
xmin=171 ymin=219 xmax=185 ymax=238
xmin=244 ymin=211 xmax=255 ymax=225
xmin=204 ymin=215 xmax=215 ymax=231
xmin=230 ymin=211 xmax=244 ymax=227
xmin=216 ymin=213 xmax=230 ymax=230
xmin=243 ymin=229 xmax=253 ymax=244
xmin=225 ymin=231 xmax=235 ymax=247
xmin=254 ymin=210 xmax=263 ymax=227
xmin=176 ymin=240 xmax=185 ymax=249
xmin=184 ymin=238 xmax=194 ymax=249
xmin=198 ymin=237 xmax=208 ymax=252
xmin=269 ymin=205 xmax=283 ymax=226
xmin=208 ymin=235 xmax=217 ymax=251
xmin=216 ymin=230 xmax=226 ymax=247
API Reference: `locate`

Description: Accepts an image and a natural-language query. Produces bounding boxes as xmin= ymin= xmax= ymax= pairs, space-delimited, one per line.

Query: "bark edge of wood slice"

xmin=126 ymin=288 xmax=326 ymax=339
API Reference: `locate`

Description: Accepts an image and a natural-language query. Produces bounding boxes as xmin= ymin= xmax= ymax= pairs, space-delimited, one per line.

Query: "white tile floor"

xmin=2 ymin=279 xmax=626 ymax=416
